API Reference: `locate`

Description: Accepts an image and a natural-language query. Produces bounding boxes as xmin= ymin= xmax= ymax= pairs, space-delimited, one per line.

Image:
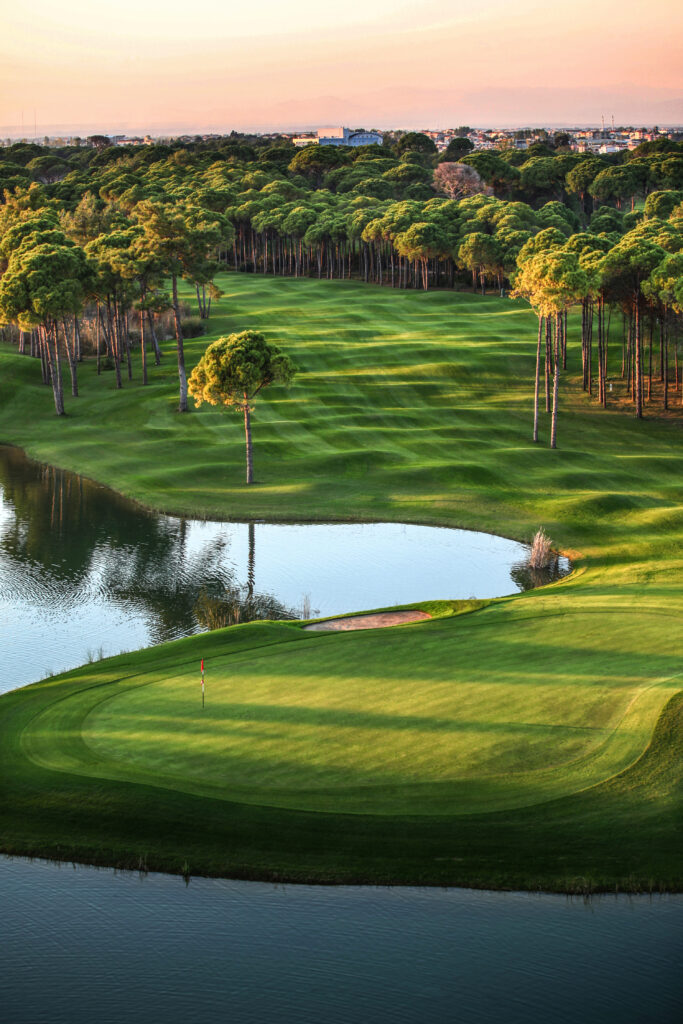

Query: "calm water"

xmin=2 ymin=857 xmax=681 ymax=1024
xmin=0 ymin=445 xmax=568 ymax=693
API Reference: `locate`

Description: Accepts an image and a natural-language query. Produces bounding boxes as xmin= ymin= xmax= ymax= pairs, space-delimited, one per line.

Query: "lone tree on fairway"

xmin=188 ymin=331 xmax=296 ymax=484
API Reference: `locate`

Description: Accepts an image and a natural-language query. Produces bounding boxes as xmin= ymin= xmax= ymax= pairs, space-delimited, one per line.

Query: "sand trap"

xmin=303 ymin=610 xmax=431 ymax=632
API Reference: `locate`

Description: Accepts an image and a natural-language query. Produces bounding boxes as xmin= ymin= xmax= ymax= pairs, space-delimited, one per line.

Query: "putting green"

xmin=21 ymin=600 xmax=679 ymax=816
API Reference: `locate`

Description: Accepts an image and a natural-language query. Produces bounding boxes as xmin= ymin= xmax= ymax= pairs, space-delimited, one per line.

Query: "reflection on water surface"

xmin=0 ymin=445 xmax=570 ymax=691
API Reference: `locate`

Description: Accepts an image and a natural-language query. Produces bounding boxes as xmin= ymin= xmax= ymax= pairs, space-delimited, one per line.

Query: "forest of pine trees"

xmin=0 ymin=134 xmax=681 ymax=432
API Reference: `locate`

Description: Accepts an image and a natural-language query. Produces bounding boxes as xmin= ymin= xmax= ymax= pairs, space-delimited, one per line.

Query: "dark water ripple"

xmin=2 ymin=857 xmax=681 ymax=1024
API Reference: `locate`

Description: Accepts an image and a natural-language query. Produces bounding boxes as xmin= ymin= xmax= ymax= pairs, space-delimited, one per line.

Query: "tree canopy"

xmin=188 ymin=331 xmax=296 ymax=484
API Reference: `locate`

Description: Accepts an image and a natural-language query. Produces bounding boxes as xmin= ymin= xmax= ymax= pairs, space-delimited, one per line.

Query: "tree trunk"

xmin=663 ymin=310 xmax=669 ymax=411
xmin=172 ymin=273 xmax=188 ymax=412
xmin=544 ymin=316 xmax=552 ymax=412
xmin=147 ymin=310 xmax=161 ymax=365
xmin=597 ymin=298 xmax=604 ymax=406
xmin=581 ymin=301 xmax=589 ymax=389
xmin=38 ymin=327 xmax=50 ymax=384
xmin=109 ymin=298 xmax=122 ymax=389
xmin=603 ymin=303 xmax=611 ymax=407
xmin=62 ymin=318 xmax=78 ymax=397
xmin=46 ymin=322 xmax=65 ymax=416
xmin=243 ymin=396 xmax=253 ymax=484
xmin=581 ymin=301 xmax=587 ymax=390
xmin=587 ymin=302 xmax=593 ymax=397
xmin=96 ymin=303 xmax=101 ymax=375
xmin=124 ymin=310 xmax=133 ymax=381
xmin=550 ymin=313 xmax=561 ymax=449
xmin=533 ymin=315 xmax=543 ymax=443
xmin=634 ymin=296 xmax=643 ymax=419
xmin=626 ymin=314 xmax=633 ymax=393
xmin=140 ymin=305 xmax=148 ymax=386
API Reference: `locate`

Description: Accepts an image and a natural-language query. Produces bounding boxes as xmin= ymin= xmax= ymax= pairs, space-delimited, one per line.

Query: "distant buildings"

xmin=111 ymin=135 xmax=154 ymax=146
xmin=293 ymin=127 xmax=384 ymax=148
xmin=2 ymin=123 xmax=679 ymax=152
xmin=292 ymin=133 xmax=317 ymax=148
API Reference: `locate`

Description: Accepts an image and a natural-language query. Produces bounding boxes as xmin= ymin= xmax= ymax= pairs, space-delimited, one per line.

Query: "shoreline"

xmin=0 ymin=442 xmax=583 ymax=562
xmin=2 ymin=850 xmax=680 ymax=896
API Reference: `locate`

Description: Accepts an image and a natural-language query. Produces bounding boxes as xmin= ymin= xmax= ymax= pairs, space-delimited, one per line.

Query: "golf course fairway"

xmin=0 ymin=274 xmax=681 ymax=890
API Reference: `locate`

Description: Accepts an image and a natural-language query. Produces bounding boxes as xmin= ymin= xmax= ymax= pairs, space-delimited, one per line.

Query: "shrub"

xmin=180 ymin=317 xmax=207 ymax=338
xmin=530 ymin=528 xmax=553 ymax=568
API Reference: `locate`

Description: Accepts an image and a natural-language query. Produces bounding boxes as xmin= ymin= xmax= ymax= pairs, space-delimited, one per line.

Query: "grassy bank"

xmin=0 ymin=274 xmax=681 ymax=889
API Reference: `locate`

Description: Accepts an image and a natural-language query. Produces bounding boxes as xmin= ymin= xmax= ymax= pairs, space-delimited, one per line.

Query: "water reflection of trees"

xmin=509 ymin=555 xmax=570 ymax=592
xmin=0 ymin=446 xmax=290 ymax=642
xmin=195 ymin=586 xmax=297 ymax=630
xmin=194 ymin=520 xmax=303 ymax=629
xmin=1 ymin=447 xmax=564 ymax=643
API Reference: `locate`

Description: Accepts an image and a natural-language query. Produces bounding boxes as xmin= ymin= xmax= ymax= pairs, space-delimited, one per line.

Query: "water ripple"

xmin=1 ymin=857 xmax=681 ymax=1024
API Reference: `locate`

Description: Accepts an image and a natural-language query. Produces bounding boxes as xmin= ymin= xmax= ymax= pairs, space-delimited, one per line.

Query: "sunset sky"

xmin=2 ymin=0 xmax=681 ymax=134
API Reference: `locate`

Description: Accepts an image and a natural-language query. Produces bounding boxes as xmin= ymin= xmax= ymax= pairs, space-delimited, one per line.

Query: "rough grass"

xmin=0 ymin=274 xmax=681 ymax=889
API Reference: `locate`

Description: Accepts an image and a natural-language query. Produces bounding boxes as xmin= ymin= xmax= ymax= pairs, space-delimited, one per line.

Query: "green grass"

xmin=0 ymin=274 xmax=681 ymax=889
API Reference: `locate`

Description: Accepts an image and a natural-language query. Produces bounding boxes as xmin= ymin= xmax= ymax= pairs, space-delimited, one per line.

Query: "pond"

xmin=2 ymin=857 xmax=681 ymax=1024
xmin=0 ymin=445 xmax=569 ymax=693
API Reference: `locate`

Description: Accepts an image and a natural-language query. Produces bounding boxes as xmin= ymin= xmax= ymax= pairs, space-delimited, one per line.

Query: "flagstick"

xmin=201 ymin=658 xmax=205 ymax=709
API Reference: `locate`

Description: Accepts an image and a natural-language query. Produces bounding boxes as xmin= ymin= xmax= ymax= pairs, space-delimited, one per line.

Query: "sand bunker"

xmin=303 ymin=610 xmax=431 ymax=632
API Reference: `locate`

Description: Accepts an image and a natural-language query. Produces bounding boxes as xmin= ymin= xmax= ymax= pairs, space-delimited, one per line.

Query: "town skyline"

xmin=4 ymin=123 xmax=679 ymax=156
xmin=3 ymin=119 xmax=682 ymax=149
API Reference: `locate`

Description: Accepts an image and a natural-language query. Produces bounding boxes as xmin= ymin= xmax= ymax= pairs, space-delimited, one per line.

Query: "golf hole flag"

xmin=201 ymin=659 xmax=205 ymax=707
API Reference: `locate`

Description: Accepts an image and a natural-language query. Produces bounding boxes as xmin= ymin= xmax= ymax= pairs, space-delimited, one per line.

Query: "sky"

xmin=1 ymin=0 xmax=681 ymax=135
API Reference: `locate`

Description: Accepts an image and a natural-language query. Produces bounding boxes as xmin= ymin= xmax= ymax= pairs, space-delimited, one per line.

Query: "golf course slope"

xmin=0 ymin=275 xmax=681 ymax=890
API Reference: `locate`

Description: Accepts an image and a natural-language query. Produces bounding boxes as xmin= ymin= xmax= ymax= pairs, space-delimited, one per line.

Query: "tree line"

xmin=0 ymin=134 xmax=680 ymax=447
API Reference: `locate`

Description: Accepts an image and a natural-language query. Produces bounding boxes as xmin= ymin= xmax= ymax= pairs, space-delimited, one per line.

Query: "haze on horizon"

xmin=1 ymin=0 xmax=681 ymax=135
